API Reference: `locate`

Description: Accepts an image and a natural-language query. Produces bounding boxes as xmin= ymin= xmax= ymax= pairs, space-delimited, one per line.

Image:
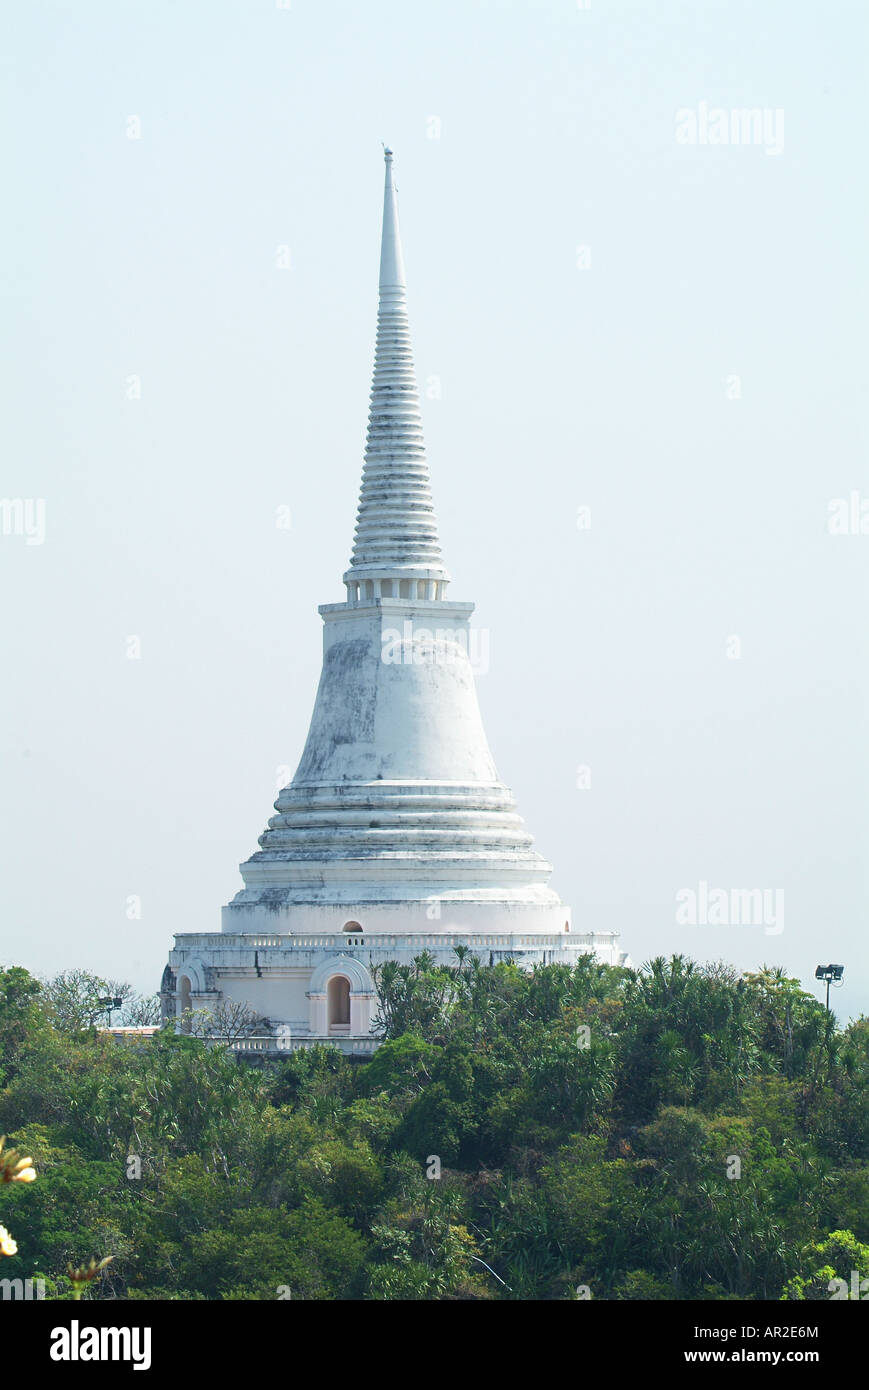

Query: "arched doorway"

xmin=327 ymin=975 xmax=351 ymax=1033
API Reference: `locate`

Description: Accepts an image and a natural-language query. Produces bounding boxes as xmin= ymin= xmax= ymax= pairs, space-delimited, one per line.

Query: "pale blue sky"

xmin=2 ymin=0 xmax=867 ymax=1018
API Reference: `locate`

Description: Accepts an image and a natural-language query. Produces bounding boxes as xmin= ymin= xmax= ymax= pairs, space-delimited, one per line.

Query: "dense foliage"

xmin=0 ymin=955 xmax=867 ymax=1300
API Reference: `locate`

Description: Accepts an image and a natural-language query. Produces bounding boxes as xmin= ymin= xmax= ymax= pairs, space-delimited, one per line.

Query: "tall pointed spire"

xmin=379 ymin=146 xmax=406 ymax=290
xmin=344 ymin=148 xmax=448 ymax=595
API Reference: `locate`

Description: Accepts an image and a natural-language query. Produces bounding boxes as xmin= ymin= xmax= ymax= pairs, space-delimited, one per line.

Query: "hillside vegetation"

xmin=0 ymin=955 xmax=867 ymax=1301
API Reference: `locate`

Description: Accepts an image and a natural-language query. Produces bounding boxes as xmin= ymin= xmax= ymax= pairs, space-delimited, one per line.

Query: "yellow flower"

xmin=0 ymin=1138 xmax=37 ymax=1184
xmin=0 ymin=1225 xmax=18 ymax=1257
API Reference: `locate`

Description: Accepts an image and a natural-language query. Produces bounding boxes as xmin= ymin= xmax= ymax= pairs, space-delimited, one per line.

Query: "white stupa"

xmin=163 ymin=151 xmax=626 ymax=1052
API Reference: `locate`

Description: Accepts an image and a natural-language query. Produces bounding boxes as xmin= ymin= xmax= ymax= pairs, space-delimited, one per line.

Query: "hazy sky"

xmin=2 ymin=0 xmax=867 ymax=1020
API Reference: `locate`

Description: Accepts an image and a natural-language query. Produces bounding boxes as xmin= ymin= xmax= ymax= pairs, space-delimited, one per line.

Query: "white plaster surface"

xmin=163 ymin=151 xmax=625 ymax=1050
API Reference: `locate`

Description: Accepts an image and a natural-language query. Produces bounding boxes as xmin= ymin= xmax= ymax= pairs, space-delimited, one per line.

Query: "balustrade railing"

xmin=227 ymin=1034 xmax=380 ymax=1054
xmin=173 ymin=932 xmax=608 ymax=952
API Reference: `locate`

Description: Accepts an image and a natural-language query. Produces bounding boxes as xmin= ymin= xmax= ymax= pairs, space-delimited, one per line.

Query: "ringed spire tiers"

xmin=344 ymin=147 xmax=449 ymax=600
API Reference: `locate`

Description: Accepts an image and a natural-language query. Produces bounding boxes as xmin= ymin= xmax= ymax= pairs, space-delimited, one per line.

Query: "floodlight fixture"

xmin=814 ymin=964 xmax=845 ymax=1009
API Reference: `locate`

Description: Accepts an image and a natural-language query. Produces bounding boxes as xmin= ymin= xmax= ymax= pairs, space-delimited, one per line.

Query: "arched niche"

xmin=327 ymin=975 xmax=351 ymax=1032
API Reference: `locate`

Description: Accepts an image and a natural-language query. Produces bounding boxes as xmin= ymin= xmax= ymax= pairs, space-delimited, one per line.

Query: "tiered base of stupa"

xmin=164 ymin=922 xmax=627 ymax=1058
xmin=159 ymin=652 xmax=631 ymax=1054
xmin=162 ymin=771 xmax=627 ymax=1054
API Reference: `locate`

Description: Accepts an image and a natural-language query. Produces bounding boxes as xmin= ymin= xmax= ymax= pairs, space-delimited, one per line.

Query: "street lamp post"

xmin=814 ymin=964 xmax=844 ymax=1011
xmin=97 ymin=995 xmax=124 ymax=1027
